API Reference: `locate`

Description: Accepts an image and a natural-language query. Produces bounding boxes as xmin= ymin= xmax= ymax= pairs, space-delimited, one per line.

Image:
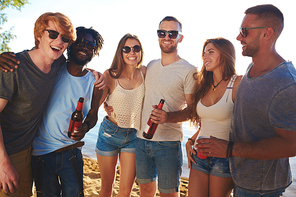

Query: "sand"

xmin=31 ymin=157 xmax=295 ymax=197
xmin=82 ymin=158 xmax=189 ymax=197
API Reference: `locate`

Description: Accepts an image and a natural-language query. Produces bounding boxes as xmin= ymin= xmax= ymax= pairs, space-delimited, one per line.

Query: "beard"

xmin=68 ymin=47 xmax=92 ymax=66
xmin=242 ymin=34 xmax=260 ymax=57
xmin=159 ymin=42 xmax=178 ymax=54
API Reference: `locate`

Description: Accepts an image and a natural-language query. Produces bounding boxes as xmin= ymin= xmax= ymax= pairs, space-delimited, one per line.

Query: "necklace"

xmin=212 ymin=79 xmax=223 ymax=91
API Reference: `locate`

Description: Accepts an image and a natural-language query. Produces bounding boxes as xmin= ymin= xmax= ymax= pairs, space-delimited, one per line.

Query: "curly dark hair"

xmin=67 ymin=26 xmax=104 ymax=58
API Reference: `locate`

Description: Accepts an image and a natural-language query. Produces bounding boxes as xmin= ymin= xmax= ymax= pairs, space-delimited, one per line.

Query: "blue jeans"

xmin=32 ymin=148 xmax=83 ymax=197
xmin=233 ymin=185 xmax=285 ymax=197
xmin=135 ymin=138 xmax=182 ymax=194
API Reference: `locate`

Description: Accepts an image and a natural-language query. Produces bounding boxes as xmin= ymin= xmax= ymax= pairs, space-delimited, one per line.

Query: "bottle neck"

xmin=76 ymin=102 xmax=83 ymax=111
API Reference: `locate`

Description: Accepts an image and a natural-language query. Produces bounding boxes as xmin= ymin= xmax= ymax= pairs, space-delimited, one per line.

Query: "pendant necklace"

xmin=212 ymin=79 xmax=223 ymax=91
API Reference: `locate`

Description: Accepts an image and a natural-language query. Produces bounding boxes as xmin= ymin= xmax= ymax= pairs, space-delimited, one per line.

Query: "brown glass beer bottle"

xmin=68 ymin=97 xmax=84 ymax=138
xmin=143 ymin=99 xmax=165 ymax=139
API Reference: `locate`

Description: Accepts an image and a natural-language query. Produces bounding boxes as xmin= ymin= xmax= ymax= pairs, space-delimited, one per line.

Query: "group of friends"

xmin=0 ymin=3 xmax=295 ymax=197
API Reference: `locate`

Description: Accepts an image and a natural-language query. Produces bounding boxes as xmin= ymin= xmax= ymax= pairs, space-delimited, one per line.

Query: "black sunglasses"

xmin=44 ymin=29 xmax=70 ymax=43
xmin=76 ymin=37 xmax=97 ymax=51
xmin=157 ymin=30 xmax=181 ymax=39
xmin=239 ymin=26 xmax=269 ymax=38
xmin=122 ymin=45 xmax=141 ymax=54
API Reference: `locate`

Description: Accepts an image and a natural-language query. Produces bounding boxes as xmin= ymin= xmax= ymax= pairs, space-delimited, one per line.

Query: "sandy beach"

xmin=30 ymin=157 xmax=295 ymax=197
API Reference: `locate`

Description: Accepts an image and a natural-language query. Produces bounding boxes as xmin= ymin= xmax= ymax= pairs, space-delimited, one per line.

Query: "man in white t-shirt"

xmin=136 ymin=16 xmax=196 ymax=197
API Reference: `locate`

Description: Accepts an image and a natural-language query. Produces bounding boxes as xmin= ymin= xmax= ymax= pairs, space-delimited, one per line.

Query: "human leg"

xmin=209 ymin=175 xmax=233 ymax=197
xmin=187 ymin=168 xmax=209 ymax=197
xmin=208 ymin=157 xmax=233 ymax=197
xmin=135 ymin=138 xmax=157 ymax=197
xmin=154 ymin=141 xmax=182 ymax=196
xmin=139 ymin=182 xmax=157 ymax=197
xmin=96 ymin=153 xmax=118 ymax=197
xmin=117 ymin=152 xmax=136 ymax=197
xmin=31 ymin=153 xmax=61 ymax=197
xmin=59 ymin=149 xmax=84 ymax=197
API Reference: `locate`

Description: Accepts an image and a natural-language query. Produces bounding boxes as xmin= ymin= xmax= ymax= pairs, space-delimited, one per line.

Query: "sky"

xmin=2 ymin=0 xmax=295 ymax=75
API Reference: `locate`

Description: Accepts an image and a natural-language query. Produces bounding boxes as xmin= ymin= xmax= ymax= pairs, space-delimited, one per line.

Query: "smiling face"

xmin=236 ymin=14 xmax=262 ymax=57
xmin=37 ymin=20 xmax=69 ymax=62
xmin=122 ymin=38 xmax=142 ymax=67
xmin=158 ymin=20 xmax=183 ymax=54
xmin=203 ymin=43 xmax=221 ymax=72
xmin=69 ymin=33 xmax=95 ymax=66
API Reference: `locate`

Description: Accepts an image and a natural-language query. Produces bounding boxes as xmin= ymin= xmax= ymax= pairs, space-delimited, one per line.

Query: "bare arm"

xmin=70 ymin=85 xmax=104 ymax=141
xmin=186 ymin=124 xmax=200 ymax=168
xmin=0 ymin=98 xmax=19 ymax=194
xmin=150 ymin=93 xmax=193 ymax=124
xmin=196 ymin=127 xmax=296 ymax=160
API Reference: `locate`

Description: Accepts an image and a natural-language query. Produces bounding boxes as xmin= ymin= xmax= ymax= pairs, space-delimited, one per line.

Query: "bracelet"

xmin=227 ymin=142 xmax=234 ymax=157
xmin=188 ymin=138 xmax=194 ymax=144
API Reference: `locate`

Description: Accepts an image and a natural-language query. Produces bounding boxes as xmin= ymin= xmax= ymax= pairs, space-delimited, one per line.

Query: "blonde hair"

xmin=34 ymin=12 xmax=75 ymax=48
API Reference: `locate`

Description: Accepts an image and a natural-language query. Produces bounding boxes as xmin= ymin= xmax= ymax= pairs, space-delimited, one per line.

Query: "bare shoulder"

xmin=103 ymin=69 xmax=115 ymax=89
xmin=140 ymin=65 xmax=147 ymax=77
xmin=232 ymin=75 xmax=243 ymax=102
xmin=234 ymin=75 xmax=243 ymax=88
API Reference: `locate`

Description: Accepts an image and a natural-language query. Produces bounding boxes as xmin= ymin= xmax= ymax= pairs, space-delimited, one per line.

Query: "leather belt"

xmin=55 ymin=141 xmax=85 ymax=152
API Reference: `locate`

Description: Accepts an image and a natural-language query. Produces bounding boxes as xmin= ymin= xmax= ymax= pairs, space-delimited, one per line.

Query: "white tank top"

xmin=106 ymin=71 xmax=145 ymax=130
xmin=195 ymin=75 xmax=237 ymax=143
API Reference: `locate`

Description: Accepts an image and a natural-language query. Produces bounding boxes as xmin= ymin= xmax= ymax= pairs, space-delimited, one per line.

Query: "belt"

xmin=55 ymin=141 xmax=85 ymax=152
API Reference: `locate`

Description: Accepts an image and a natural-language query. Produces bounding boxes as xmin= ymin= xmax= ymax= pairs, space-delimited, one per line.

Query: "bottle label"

xmin=143 ymin=124 xmax=150 ymax=134
xmin=68 ymin=120 xmax=82 ymax=134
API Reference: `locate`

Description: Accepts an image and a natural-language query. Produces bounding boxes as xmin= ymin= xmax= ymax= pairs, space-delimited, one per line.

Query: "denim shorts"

xmin=135 ymin=138 xmax=182 ymax=194
xmin=95 ymin=116 xmax=137 ymax=156
xmin=191 ymin=151 xmax=231 ymax=178
xmin=233 ymin=185 xmax=285 ymax=197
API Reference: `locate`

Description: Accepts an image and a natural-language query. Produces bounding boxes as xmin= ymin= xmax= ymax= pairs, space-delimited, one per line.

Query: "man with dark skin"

xmin=30 ymin=26 xmax=104 ymax=197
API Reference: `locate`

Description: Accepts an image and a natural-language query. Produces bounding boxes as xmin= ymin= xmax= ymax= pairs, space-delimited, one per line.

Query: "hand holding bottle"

xmin=68 ymin=97 xmax=84 ymax=138
xmin=143 ymin=99 xmax=165 ymax=139
xmin=149 ymin=102 xmax=167 ymax=124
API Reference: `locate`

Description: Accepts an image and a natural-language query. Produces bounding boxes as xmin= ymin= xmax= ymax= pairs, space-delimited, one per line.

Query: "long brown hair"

xmin=189 ymin=38 xmax=236 ymax=125
xmin=108 ymin=34 xmax=144 ymax=79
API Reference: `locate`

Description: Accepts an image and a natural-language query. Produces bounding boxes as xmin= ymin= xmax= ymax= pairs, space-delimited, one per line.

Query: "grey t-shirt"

xmin=230 ymin=61 xmax=296 ymax=193
xmin=0 ymin=50 xmax=65 ymax=155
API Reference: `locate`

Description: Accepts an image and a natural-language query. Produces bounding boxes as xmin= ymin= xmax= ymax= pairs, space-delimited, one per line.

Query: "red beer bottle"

xmin=68 ymin=97 xmax=84 ymax=138
xmin=143 ymin=99 xmax=165 ymax=139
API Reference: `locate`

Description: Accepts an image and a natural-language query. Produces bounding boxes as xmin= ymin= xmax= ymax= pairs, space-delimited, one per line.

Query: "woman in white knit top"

xmin=186 ymin=38 xmax=242 ymax=197
xmin=95 ymin=34 xmax=146 ymax=197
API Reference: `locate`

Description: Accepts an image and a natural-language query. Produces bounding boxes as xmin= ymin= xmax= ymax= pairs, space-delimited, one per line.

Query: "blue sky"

xmin=3 ymin=0 xmax=295 ymax=75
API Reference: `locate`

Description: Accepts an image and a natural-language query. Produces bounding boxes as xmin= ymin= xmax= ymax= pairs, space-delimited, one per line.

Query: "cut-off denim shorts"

xmin=191 ymin=150 xmax=231 ymax=178
xmin=95 ymin=116 xmax=137 ymax=156
xmin=135 ymin=138 xmax=182 ymax=194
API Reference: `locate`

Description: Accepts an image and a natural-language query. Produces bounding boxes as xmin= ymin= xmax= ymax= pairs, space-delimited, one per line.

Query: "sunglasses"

xmin=44 ymin=29 xmax=70 ymax=43
xmin=76 ymin=37 xmax=97 ymax=51
xmin=157 ymin=30 xmax=181 ymax=39
xmin=239 ymin=26 xmax=269 ymax=38
xmin=122 ymin=45 xmax=141 ymax=54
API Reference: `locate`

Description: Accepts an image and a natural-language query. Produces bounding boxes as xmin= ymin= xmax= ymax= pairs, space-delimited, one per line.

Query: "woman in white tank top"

xmin=186 ymin=38 xmax=242 ymax=197
xmin=95 ymin=34 xmax=146 ymax=197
